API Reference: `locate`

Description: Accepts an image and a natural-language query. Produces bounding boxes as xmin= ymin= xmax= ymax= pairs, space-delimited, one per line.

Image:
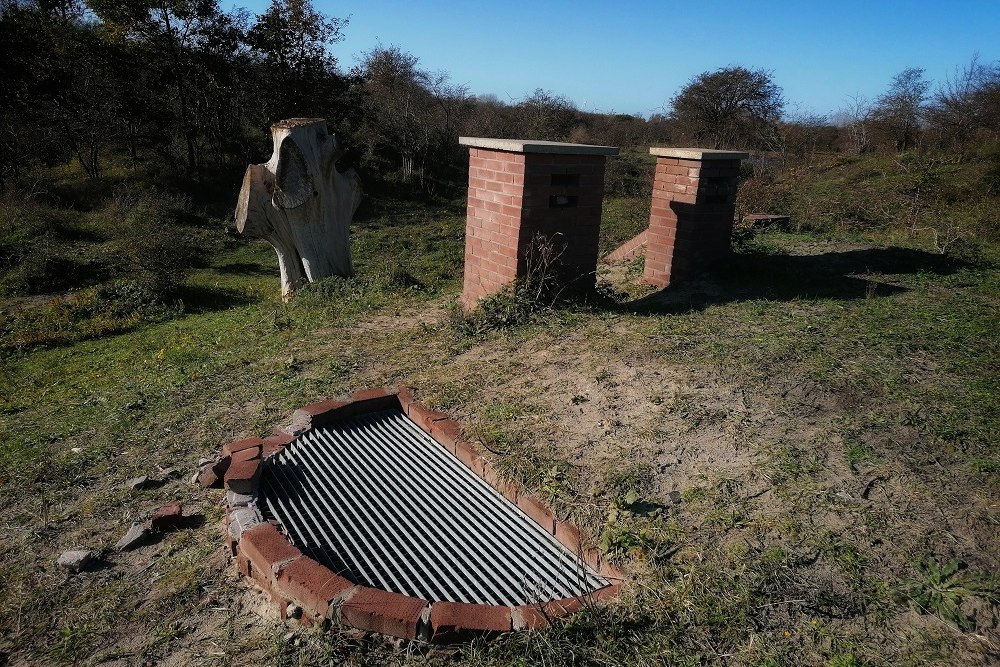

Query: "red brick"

xmin=294 ymin=399 xmax=350 ymax=429
xmin=430 ymin=418 xmax=462 ymax=450
xmin=231 ymin=444 xmax=261 ymax=463
xmin=350 ymin=387 xmax=394 ymax=403
xmin=223 ymin=437 xmax=265 ymax=457
xmin=276 ymin=556 xmax=354 ymax=619
xmin=240 ymin=523 xmax=301 ymax=583
xmin=554 ymin=520 xmax=583 ymax=553
xmin=430 ymin=601 xmax=512 ymax=642
xmin=340 ymin=587 xmax=428 ymax=640
xmin=589 ymin=582 xmax=622 ymax=602
xmin=510 ymin=605 xmax=550 ymax=630
xmin=262 ymin=438 xmax=290 ymax=459
xmin=225 ymin=458 xmax=260 ymax=494
xmin=481 ymin=458 xmax=501 ymax=488
xmin=492 ymin=477 xmax=520 ymax=504
xmin=298 ymin=398 xmax=349 ymax=416
xmin=408 ymin=401 xmax=447 ymax=433
xmin=395 ymin=386 xmax=417 ymax=414
xmin=151 ymin=503 xmax=183 ymax=530
xmin=454 ymin=440 xmax=481 ymax=470
xmin=197 ymin=464 xmax=223 ymax=489
xmin=235 ymin=552 xmax=251 ymax=577
xmin=510 ymin=594 xmax=587 ymax=629
xmin=516 ymin=495 xmax=555 ymax=534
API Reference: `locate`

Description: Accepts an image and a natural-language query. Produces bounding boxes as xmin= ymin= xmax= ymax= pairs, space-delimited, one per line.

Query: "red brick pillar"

xmin=459 ymin=138 xmax=619 ymax=309
xmin=644 ymin=148 xmax=748 ymax=288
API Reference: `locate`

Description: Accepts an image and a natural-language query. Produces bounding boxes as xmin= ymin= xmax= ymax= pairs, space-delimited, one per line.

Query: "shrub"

xmin=0 ymin=193 xmax=83 ymax=296
xmin=454 ymin=233 xmax=565 ymax=335
xmin=107 ymin=187 xmax=199 ymax=297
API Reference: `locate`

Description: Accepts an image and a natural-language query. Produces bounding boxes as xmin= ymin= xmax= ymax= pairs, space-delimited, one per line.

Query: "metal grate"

xmin=259 ymin=409 xmax=607 ymax=606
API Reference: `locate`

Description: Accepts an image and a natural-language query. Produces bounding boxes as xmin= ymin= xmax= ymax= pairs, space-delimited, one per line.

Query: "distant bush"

xmin=605 ymin=151 xmax=655 ymax=197
xmin=734 ymin=148 xmax=1000 ymax=255
xmin=0 ymin=193 xmax=86 ymax=296
xmin=107 ymin=187 xmax=200 ymax=297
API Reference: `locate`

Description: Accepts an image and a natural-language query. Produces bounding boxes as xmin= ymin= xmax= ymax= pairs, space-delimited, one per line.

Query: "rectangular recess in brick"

xmin=458 ymin=137 xmax=619 ymax=309
xmin=643 ymin=147 xmax=748 ymax=288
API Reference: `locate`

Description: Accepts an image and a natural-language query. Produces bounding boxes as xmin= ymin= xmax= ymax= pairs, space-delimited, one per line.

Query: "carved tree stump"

xmin=235 ymin=118 xmax=363 ymax=300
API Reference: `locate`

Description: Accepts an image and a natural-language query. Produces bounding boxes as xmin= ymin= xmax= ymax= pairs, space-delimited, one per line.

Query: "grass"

xmin=1 ymin=150 xmax=998 ymax=665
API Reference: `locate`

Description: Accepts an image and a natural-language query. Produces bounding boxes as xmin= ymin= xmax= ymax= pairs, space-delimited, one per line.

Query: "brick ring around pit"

xmin=197 ymin=387 xmax=623 ymax=643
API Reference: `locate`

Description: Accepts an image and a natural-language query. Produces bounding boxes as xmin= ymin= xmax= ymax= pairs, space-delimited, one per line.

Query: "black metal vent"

xmin=260 ymin=409 xmax=607 ymax=606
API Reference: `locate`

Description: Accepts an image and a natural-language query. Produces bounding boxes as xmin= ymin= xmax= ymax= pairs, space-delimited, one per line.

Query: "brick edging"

xmin=604 ymin=230 xmax=648 ymax=263
xmin=199 ymin=387 xmax=624 ymax=642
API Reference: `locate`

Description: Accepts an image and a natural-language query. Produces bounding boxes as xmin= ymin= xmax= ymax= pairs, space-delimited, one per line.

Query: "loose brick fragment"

xmin=223 ymin=437 xmax=265 ymax=457
xmin=151 ymin=503 xmax=183 ymax=530
xmin=225 ymin=458 xmax=260 ymax=494
xmin=231 ymin=445 xmax=261 ymax=463
xmin=196 ymin=461 xmax=223 ymax=489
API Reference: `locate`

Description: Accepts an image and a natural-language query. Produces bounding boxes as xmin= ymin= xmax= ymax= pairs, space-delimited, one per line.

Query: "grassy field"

xmin=0 ymin=152 xmax=997 ymax=666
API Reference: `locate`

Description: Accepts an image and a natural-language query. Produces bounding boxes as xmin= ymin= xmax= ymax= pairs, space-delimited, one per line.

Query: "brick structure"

xmin=207 ymin=386 xmax=625 ymax=642
xmin=458 ymin=138 xmax=619 ymax=309
xmin=644 ymin=147 xmax=748 ymax=288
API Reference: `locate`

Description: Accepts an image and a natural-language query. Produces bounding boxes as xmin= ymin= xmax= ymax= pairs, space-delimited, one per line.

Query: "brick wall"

xmin=460 ymin=139 xmax=617 ymax=310
xmin=462 ymin=148 xmax=525 ymax=307
xmin=644 ymin=149 xmax=746 ymax=288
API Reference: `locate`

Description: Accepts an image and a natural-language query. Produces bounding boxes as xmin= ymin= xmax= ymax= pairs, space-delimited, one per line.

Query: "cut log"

xmin=235 ymin=118 xmax=363 ymax=300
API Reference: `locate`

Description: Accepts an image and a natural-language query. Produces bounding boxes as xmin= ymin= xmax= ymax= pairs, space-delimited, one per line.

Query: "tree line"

xmin=2 ymin=0 xmax=999 ymax=194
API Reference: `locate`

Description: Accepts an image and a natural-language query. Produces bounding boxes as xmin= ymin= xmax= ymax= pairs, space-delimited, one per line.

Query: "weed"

xmin=455 ymin=233 xmax=567 ymax=335
xmin=844 ymin=438 xmax=877 ymax=470
xmin=905 ymin=557 xmax=1000 ymax=631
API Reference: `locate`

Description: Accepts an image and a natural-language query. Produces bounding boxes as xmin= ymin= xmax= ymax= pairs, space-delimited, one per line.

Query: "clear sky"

xmin=229 ymin=0 xmax=1000 ymax=119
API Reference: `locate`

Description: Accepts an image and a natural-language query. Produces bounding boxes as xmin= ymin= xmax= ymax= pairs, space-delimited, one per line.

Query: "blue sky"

xmin=229 ymin=0 xmax=1000 ymax=118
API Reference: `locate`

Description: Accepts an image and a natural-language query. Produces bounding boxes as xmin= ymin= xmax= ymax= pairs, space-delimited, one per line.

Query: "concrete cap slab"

xmin=650 ymin=147 xmax=749 ymax=160
xmin=460 ymin=137 xmax=619 ymax=156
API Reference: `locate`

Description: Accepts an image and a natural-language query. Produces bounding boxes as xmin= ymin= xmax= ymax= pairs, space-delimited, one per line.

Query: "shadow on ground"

xmin=215 ymin=261 xmax=273 ymax=276
xmin=174 ymin=284 xmax=261 ymax=313
xmin=621 ymin=247 xmax=966 ymax=314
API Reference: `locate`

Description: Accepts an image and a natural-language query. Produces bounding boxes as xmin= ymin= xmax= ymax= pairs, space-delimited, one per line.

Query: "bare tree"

xmin=356 ymin=45 xmax=471 ymax=190
xmin=517 ymin=89 xmax=578 ymax=141
xmin=872 ymin=67 xmax=930 ymax=152
xmin=927 ymin=54 xmax=1000 ymax=154
xmin=835 ymin=94 xmax=874 ymax=154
